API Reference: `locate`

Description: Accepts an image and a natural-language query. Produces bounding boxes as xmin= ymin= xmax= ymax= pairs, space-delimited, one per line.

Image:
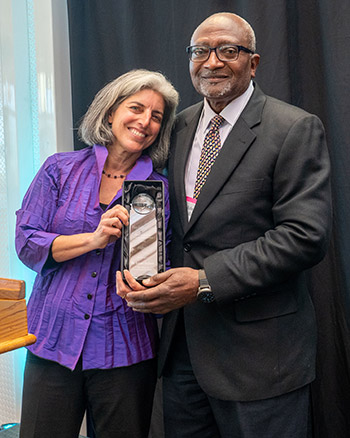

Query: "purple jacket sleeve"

xmin=15 ymin=159 xmax=60 ymax=276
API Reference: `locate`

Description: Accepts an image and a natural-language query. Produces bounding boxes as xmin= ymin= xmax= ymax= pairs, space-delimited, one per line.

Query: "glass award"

xmin=121 ymin=181 xmax=165 ymax=282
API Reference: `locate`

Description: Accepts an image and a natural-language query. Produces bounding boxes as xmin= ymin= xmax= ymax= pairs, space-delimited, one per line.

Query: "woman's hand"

xmin=116 ymin=269 xmax=146 ymax=299
xmin=52 ymin=204 xmax=129 ymax=263
xmin=92 ymin=204 xmax=129 ymax=248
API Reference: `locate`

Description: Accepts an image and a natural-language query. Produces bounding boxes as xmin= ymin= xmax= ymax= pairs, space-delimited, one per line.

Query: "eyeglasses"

xmin=186 ymin=44 xmax=254 ymax=62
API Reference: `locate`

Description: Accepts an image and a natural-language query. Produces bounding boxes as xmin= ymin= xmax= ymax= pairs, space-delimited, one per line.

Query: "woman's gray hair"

xmin=79 ymin=69 xmax=179 ymax=170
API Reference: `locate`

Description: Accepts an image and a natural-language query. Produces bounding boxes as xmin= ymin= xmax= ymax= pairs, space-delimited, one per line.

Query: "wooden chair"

xmin=0 ymin=278 xmax=36 ymax=354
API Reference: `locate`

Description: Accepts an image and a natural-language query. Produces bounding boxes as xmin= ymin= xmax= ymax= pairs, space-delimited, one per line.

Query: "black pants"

xmin=20 ymin=351 xmax=157 ymax=438
xmin=163 ymin=316 xmax=312 ymax=438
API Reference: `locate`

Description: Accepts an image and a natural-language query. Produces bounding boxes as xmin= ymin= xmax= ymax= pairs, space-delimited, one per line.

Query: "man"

xmin=117 ymin=12 xmax=332 ymax=438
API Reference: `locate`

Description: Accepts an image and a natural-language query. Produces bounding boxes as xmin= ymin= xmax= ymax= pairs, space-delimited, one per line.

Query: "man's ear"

xmin=251 ymin=54 xmax=260 ymax=78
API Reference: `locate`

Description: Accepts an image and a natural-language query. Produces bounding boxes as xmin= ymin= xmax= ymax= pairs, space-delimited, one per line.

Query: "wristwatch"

xmin=197 ymin=269 xmax=215 ymax=303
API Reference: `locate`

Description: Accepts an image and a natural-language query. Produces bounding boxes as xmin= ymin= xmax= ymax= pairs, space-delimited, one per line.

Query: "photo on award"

xmin=121 ymin=180 xmax=165 ymax=282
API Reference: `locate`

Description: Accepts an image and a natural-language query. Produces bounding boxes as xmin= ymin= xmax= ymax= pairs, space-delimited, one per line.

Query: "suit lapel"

xmin=186 ymin=85 xmax=266 ymax=233
xmin=171 ymin=103 xmax=203 ymax=232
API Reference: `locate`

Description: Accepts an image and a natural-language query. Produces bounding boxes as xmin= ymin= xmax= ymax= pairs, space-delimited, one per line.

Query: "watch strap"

xmin=198 ymin=269 xmax=209 ymax=288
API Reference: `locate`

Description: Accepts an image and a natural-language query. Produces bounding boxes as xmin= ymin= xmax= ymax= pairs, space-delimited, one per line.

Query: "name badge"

xmin=186 ymin=196 xmax=197 ymax=221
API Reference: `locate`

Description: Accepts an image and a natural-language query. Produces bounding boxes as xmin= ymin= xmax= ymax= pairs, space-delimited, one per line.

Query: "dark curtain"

xmin=66 ymin=1 xmax=350 ymax=437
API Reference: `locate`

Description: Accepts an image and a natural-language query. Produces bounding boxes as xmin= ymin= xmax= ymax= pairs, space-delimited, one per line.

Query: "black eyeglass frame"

xmin=186 ymin=44 xmax=255 ymax=62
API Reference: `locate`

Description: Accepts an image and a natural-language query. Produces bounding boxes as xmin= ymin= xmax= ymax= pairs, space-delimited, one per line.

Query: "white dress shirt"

xmin=185 ymin=81 xmax=254 ymax=219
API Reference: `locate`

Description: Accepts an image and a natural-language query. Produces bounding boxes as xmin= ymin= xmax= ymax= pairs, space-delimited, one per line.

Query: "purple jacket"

xmin=16 ymin=144 xmax=170 ymax=370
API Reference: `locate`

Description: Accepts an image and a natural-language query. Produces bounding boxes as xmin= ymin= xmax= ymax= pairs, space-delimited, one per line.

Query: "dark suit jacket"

xmin=158 ymin=83 xmax=332 ymax=402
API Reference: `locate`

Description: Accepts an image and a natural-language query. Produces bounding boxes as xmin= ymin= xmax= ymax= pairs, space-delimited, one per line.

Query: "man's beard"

xmin=197 ymin=80 xmax=233 ymax=99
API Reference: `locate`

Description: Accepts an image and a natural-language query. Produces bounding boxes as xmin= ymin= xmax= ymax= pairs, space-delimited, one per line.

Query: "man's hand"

xmin=117 ymin=268 xmax=199 ymax=314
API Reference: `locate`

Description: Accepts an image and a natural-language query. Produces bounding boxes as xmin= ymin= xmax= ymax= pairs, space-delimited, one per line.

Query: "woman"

xmin=15 ymin=69 xmax=179 ymax=438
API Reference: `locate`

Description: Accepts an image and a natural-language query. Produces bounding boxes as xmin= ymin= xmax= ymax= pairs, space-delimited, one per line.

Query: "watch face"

xmin=198 ymin=290 xmax=215 ymax=304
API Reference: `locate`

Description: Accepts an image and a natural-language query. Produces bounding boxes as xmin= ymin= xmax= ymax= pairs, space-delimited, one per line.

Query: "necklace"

xmin=102 ymin=169 xmax=126 ymax=179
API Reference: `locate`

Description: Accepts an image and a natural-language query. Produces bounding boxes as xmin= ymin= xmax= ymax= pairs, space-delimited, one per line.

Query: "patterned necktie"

xmin=193 ymin=115 xmax=225 ymax=199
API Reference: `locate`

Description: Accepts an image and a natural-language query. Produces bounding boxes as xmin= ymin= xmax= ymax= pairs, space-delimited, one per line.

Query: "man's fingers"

xmin=142 ymin=270 xmax=172 ymax=287
xmin=127 ymin=300 xmax=170 ymax=314
xmin=126 ymin=289 xmax=158 ymax=302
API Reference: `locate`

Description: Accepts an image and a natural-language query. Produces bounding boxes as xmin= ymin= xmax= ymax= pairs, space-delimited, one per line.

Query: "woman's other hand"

xmin=116 ymin=269 xmax=146 ymax=300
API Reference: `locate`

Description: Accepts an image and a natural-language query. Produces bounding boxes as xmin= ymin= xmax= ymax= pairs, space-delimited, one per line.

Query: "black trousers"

xmin=162 ymin=315 xmax=312 ymax=438
xmin=19 ymin=351 xmax=157 ymax=438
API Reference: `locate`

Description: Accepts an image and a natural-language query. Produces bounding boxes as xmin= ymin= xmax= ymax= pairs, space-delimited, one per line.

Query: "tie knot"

xmin=210 ymin=115 xmax=225 ymax=130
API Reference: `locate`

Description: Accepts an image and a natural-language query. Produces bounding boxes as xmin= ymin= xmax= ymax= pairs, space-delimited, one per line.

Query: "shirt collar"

xmin=201 ymin=80 xmax=254 ymax=130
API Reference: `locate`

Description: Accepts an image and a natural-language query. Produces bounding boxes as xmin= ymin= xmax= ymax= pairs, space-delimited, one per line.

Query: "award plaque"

xmin=121 ymin=181 xmax=165 ymax=281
